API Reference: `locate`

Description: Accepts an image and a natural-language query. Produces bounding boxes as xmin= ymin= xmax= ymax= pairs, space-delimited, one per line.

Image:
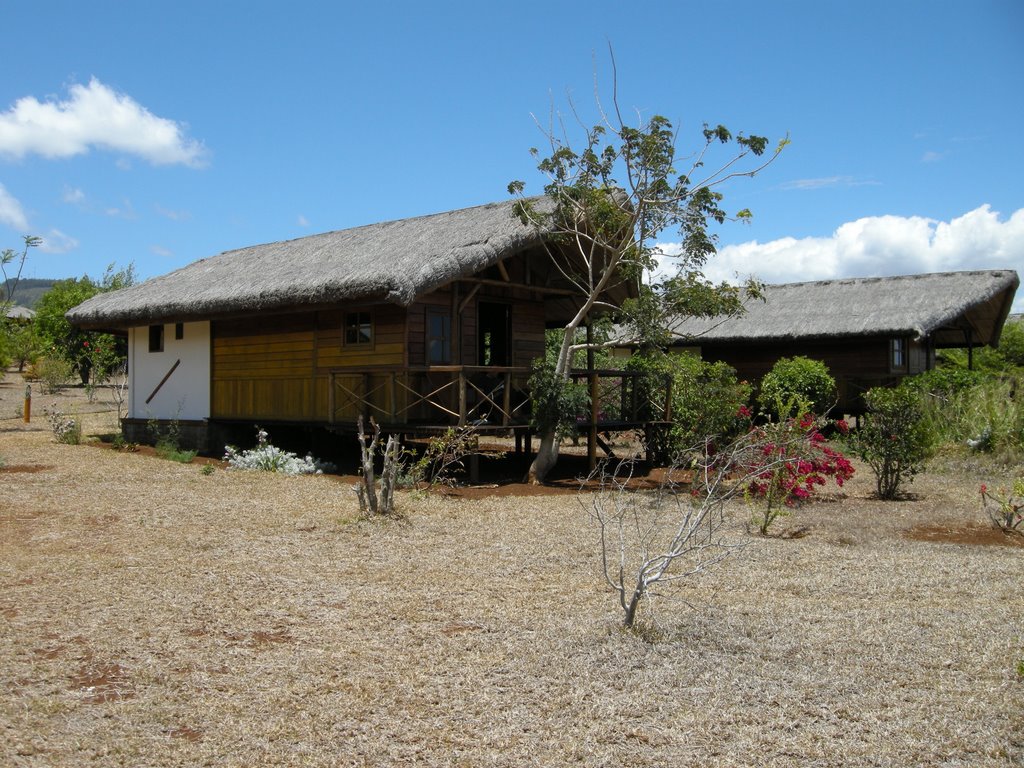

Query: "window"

xmin=344 ymin=311 xmax=373 ymax=346
xmin=427 ymin=310 xmax=451 ymax=364
xmin=891 ymin=337 xmax=906 ymax=371
xmin=148 ymin=324 xmax=164 ymax=353
xmin=175 ymin=322 xmax=184 ymax=340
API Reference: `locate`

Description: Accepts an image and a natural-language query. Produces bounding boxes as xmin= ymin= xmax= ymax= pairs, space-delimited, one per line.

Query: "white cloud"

xmin=0 ymin=182 xmax=29 ymax=230
xmin=0 ymin=78 xmax=208 ymax=167
xmin=297 ymin=214 xmax=310 ymax=227
xmin=37 ymin=228 xmax=78 ymax=254
xmin=150 ymin=245 xmax=173 ymax=257
xmin=921 ymin=150 xmax=946 ymax=163
xmin=657 ymin=205 xmax=1024 ymax=307
xmin=62 ymin=185 xmax=85 ymax=205
xmin=105 ymin=198 xmax=136 ymax=219
xmin=779 ymin=176 xmax=880 ymax=191
xmin=155 ymin=204 xmax=190 ymax=221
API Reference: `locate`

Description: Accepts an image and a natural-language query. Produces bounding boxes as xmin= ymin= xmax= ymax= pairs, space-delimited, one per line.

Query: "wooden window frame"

xmin=890 ymin=337 xmax=908 ymax=373
xmin=426 ymin=308 xmax=451 ymax=365
xmin=148 ymin=324 xmax=164 ymax=353
xmin=343 ymin=310 xmax=374 ymax=348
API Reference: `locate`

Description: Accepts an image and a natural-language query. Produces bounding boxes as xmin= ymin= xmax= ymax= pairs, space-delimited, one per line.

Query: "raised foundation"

xmin=121 ymin=418 xmax=210 ymax=453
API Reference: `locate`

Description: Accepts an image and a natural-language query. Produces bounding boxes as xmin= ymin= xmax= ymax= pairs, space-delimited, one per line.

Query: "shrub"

xmin=35 ymin=356 xmax=75 ymax=394
xmin=758 ymin=356 xmax=836 ymax=418
xmin=979 ymin=480 xmax=1024 ymax=537
xmin=43 ymin=404 xmax=81 ymax=445
xmin=625 ymin=351 xmax=750 ymax=463
xmin=408 ymin=425 xmax=479 ymax=490
xmin=744 ymin=412 xmax=854 ymax=535
xmin=851 ymin=385 xmax=932 ymax=499
xmin=225 ymin=427 xmax=333 ymax=476
xmin=528 ymin=357 xmax=590 ymax=439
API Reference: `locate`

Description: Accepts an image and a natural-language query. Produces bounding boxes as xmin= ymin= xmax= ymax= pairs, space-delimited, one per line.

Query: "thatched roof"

xmin=5 ymin=305 xmax=35 ymax=321
xmin=67 ymin=198 xmax=549 ymax=329
xmin=666 ymin=270 xmax=1019 ymax=348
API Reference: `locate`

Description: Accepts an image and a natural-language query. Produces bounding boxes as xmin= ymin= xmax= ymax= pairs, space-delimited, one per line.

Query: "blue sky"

xmin=2 ymin=1 xmax=1023 ymax=306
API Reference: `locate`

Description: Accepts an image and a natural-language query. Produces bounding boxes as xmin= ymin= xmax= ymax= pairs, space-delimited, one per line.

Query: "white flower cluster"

xmin=223 ymin=428 xmax=334 ymax=476
xmin=43 ymin=404 xmax=81 ymax=445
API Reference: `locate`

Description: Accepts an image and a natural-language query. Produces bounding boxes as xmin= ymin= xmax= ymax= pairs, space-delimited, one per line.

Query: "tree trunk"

xmin=527 ymin=429 xmax=560 ymax=484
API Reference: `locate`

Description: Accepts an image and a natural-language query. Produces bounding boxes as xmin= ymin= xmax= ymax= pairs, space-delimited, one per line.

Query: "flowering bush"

xmin=744 ymin=411 xmax=855 ymax=535
xmin=980 ymin=480 xmax=1024 ymax=537
xmin=224 ymin=428 xmax=334 ymax=476
xmin=43 ymin=403 xmax=82 ymax=445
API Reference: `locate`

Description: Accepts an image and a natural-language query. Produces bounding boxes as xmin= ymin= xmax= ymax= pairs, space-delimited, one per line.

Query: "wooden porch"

xmin=325 ymin=364 xmax=669 ymax=468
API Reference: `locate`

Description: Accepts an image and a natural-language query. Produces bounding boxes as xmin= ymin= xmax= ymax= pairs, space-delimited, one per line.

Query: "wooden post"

xmin=23 ymin=383 xmax=30 ymax=423
xmin=458 ymin=370 xmax=467 ymax=426
xmin=362 ymin=373 xmax=371 ymax=421
xmin=663 ymin=374 xmax=673 ymax=421
xmin=587 ymin=321 xmax=598 ymax=472
xmin=328 ymin=372 xmax=335 ymax=424
xmin=388 ymin=372 xmax=397 ymax=421
xmin=502 ymin=371 xmax=512 ymax=426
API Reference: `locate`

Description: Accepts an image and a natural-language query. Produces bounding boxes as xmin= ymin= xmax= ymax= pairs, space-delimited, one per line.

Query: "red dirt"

xmin=904 ymin=522 xmax=1024 ymax=548
xmin=0 ymin=464 xmax=51 ymax=474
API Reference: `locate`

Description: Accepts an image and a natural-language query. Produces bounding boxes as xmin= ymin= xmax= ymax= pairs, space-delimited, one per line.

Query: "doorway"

xmin=478 ymin=302 xmax=511 ymax=366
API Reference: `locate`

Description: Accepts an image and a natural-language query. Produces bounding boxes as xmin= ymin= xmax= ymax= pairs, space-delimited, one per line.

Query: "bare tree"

xmin=510 ymin=49 xmax=786 ymax=483
xmin=354 ymin=416 xmax=403 ymax=516
xmin=1 ymin=235 xmax=41 ymax=313
xmin=586 ymin=429 xmax=807 ymax=629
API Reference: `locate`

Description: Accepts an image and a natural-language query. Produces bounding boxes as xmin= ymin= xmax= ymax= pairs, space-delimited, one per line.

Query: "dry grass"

xmin=1 ymin=382 xmax=1022 ymax=766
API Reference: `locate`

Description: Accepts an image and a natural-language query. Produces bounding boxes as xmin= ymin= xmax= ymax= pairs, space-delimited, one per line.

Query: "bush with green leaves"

xmin=625 ymin=351 xmax=750 ymax=463
xmin=35 ymin=356 xmax=75 ymax=394
xmin=850 ymin=385 xmax=932 ymax=499
xmin=758 ymin=356 xmax=836 ymax=418
xmin=528 ymin=357 xmax=590 ymax=439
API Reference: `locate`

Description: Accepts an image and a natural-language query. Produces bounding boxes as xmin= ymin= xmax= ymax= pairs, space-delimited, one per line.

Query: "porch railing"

xmin=328 ymin=366 xmax=670 ymax=429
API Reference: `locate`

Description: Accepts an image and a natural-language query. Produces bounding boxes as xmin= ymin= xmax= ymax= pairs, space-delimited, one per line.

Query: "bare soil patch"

xmin=2 ymin=395 xmax=1022 ymax=766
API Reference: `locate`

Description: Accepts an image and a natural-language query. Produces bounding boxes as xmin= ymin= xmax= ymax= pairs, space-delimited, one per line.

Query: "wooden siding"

xmin=211 ymin=306 xmax=408 ymax=421
xmin=210 ymin=251 xmax=551 ymax=423
xmin=698 ymin=336 xmax=914 ymax=414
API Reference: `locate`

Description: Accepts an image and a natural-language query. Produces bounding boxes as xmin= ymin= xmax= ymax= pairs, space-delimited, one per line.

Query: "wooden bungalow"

xmin=66 ymin=198 xmax=642 ymax=452
xmin=654 ymin=270 xmax=1019 ymax=414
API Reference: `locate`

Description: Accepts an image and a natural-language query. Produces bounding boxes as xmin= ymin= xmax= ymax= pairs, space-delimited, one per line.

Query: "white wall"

xmin=128 ymin=321 xmax=210 ymax=420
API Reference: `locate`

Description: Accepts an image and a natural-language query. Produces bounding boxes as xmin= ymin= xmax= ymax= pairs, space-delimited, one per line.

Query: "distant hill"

xmin=3 ymin=278 xmax=58 ymax=309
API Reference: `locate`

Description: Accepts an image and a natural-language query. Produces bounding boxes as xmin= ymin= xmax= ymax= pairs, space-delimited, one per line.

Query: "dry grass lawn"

xmin=1 ymin=380 xmax=1022 ymax=766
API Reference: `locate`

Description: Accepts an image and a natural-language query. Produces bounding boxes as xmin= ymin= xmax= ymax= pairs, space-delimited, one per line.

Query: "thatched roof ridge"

xmin=667 ymin=270 xmax=1019 ymax=346
xmin=67 ymin=198 xmax=545 ymax=328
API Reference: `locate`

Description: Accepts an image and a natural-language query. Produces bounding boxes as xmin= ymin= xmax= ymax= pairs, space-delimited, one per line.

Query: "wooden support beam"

xmin=458 ymin=283 xmax=482 ymax=314
xmin=496 ymin=259 xmax=510 ymax=282
xmin=460 ymin=276 xmax=577 ymax=296
xmin=145 ymin=359 xmax=181 ymax=405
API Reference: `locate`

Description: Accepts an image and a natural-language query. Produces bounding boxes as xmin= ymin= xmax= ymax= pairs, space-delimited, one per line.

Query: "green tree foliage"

xmin=937 ymin=318 xmax=1024 ymax=373
xmin=34 ymin=264 xmax=135 ymax=384
xmin=625 ymin=351 xmax=749 ymax=463
xmin=509 ymin=50 xmax=786 ymax=482
xmin=851 ymin=385 xmax=932 ymax=500
xmin=758 ymin=356 xmax=836 ymax=418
